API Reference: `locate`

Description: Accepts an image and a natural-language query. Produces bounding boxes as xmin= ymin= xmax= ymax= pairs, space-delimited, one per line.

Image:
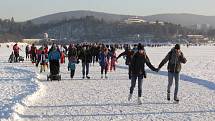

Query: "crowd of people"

xmin=11 ymin=42 xmax=187 ymax=104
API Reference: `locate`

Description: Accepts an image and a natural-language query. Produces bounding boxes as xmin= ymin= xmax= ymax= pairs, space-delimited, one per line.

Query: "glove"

xmin=155 ymin=68 xmax=160 ymax=72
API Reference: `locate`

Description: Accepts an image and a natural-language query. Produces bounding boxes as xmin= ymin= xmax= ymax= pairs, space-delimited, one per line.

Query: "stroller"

xmin=47 ymin=60 xmax=61 ymax=81
xmin=19 ymin=56 xmax=24 ymax=62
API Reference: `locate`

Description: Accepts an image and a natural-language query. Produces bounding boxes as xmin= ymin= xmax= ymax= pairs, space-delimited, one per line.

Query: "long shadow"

xmin=15 ymin=109 xmax=215 ymax=118
xmin=20 ymin=102 xmax=174 ymax=108
xmin=116 ymin=65 xmax=215 ymax=91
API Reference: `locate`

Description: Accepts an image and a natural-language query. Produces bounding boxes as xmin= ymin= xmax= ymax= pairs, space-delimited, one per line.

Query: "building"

xmin=22 ymin=39 xmax=42 ymax=44
xmin=190 ymin=24 xmax=211 ymax=31
xmin=149 ymin=21 xmax=165 ymax=25
xmin=186 ymin=35 xmax=208 ymax=43
xmin=124 ymin=17 xmax=146 ymax=24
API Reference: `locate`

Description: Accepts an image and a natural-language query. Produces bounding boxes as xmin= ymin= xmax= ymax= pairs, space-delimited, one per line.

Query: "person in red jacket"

xmin=60 ymin=51 xmax=65 ymax=64
xmin=110 ymin=48 xmax=117 ymax=71
xmin=13 ymin=43 xmax=20 ymax=62
xmin=44 ymin=44 xmax=49 ymax=68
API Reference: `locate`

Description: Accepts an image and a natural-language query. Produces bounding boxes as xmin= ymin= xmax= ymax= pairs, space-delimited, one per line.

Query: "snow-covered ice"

xmin=0 ymin=43 xmax=214 ymax=121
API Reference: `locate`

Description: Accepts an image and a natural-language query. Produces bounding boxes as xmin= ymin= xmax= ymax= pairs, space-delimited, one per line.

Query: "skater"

xmin=30 ymin=44 xmax=37 ymax=63
xmin=68 ymin=44 xmax=78 ymax=59
xmin=39 ymin=51 xmax=47 ymax=73
xmin=36 ymin=45 xmax=46 ymax=72
xmin=25 ymin=45 xmax=30 ymax=60
xmin=60 ymin=45 xmax=66 ymax=64
xmin=110 ymin=47 xmax=117 ymax=71
xmin=157 ymin=44 xmax=187 ymax=102
xmin=36 ymin=45 xmax=44 ymax=67
xmin=91 ymin=44 xmax=98 ymax=66
xmin=13 ymin=43 xmax=20 ymax=62
xmin=44 ymin=44 xmax=49 ymax=68
xmin=48 ymin=44 xmax=61 ymax=76
xmin=128 ymin=44 xmax=158 ymax=104
xmin=78 ymin=45 xmax=92 ymax=79
xmin=116 ymin=46 xmax=134 ymax=79
xmin=99 ymin=47 xmax=110 ymax=79
xmin=60 ymin=51 xmax=65 ymax=64
xmin=68 ymin=56 xmax=78 ymax=79
xmin=68 ymin=44 xmax=78 ymax=79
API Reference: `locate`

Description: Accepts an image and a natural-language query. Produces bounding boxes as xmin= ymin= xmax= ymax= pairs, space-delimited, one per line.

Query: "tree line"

xmin=0 ymin=16 xmax=215 ymax=43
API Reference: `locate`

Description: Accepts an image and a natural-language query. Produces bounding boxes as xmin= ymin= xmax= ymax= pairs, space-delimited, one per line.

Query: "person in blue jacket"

xmin=48 ymin=44 xmax=61 ymax=75
xmin=99 ymin=47 xmax=110 ymax=79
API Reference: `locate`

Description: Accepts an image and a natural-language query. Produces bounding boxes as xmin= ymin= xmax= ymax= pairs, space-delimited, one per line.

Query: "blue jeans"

xmin=168 ymin=72 xmax=179 ymax=98
xmin=82 ymin=63 xmax=89 ymax=76
xmin=130 ymin=74 xmax=143 ymax=97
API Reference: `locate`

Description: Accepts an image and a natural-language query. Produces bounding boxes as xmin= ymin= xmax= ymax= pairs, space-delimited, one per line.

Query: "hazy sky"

xmin=0 ymin=0 xmax=214 ymax=22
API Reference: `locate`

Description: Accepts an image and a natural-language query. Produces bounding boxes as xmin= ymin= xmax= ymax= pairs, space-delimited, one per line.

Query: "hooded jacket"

xmin=78 ymin=48 xmax=92 ymax=63
xmin=158 ymin=48 xmax=187 ymax=73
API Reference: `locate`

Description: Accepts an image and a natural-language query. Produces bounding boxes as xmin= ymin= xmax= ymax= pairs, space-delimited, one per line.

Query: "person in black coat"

xmin=116 ymin=46 xmax=134 ymax=79
xmin=128 ymin=44 xmax=158 ymax=104
xmin=78 ymin=45 xmax=92 ymax=79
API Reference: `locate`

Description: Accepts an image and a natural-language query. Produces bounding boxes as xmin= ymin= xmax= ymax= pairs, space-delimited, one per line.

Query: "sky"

xmin=0 ymin=0 xmax=214 ymax=22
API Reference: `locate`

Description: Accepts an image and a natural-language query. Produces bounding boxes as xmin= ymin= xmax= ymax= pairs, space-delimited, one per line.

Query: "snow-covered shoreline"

xmin=0 ymin=43 xmax=40 ymax=120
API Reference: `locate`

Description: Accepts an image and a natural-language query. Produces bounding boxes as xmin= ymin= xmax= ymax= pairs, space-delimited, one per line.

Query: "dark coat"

xmin=131 ymin=51 xmax=157 ymax=76
xmin=117 ymin=49 xmax=134 ymax=65
xmin=158 ymin=48 xmax=187 ymax=73
xmin=68 ymin=47 xmax=77 ymax=59
xmin=78 ymin=49 xmax=92 ymax=63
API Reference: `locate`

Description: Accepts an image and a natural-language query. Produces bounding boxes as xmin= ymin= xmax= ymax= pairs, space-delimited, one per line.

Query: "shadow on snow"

xmin=116 ymin=65 xmax=215 ymax=91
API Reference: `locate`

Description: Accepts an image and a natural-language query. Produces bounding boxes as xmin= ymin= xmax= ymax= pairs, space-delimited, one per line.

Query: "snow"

xmin=0 ymin=43 xmax=214 ymax=121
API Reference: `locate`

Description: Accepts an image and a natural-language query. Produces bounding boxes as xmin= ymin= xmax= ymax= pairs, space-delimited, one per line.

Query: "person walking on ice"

xmin=67 ymin=44 xmax=78 ymax=79
xmin=99 ymin=47 xmax=110 ymax=79
xmin=78 ymin=45 xmax=92 ymax=79
xmin=157 ymin=44 xmax=187 ymax=102
xmin=116 ymin=46 xmax=134 ymax=79
xmin=68 ymin=56 xmax=78 ymax=79
xmin=128 ymin=43 xmax=158 ymax=104
xmin=109 ymin=47 xmax=117 ymax=71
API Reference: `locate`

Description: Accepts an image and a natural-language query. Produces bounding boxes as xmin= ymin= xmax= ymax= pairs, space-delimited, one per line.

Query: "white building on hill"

xmin=124 ymin=17 xmax=146 ymax=24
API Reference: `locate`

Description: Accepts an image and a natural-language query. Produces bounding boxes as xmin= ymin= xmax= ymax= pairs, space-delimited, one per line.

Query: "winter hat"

xmin=175 ymin=44 xmax=180 ymax=50
xmin=137 ymin=43 xmax=144 ymax=50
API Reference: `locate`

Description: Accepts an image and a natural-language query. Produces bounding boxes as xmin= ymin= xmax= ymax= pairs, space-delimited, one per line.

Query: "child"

xmin=110 ymin=48 xmax=117 ymax=71
xmin=68 ymin=56 xmax=77 ymax=79
xmin=60 ymin=51 xmax=65 ymax=64
xmin=39 ymin=51 xmax=47 ymax=73
xmin=99 ymin=47 xmax=110 ymax=79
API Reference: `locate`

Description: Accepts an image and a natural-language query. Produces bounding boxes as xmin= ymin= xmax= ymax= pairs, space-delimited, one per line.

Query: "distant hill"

xmin=30 ymin=10 xmax=215 ymax=28
xmin=30 ymin=10 xmax=131 ymax=24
